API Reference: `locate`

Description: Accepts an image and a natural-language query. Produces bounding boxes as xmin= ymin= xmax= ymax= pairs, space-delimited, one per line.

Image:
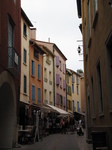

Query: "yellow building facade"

xmin=77 ymin=0 xmax=112 ymax=149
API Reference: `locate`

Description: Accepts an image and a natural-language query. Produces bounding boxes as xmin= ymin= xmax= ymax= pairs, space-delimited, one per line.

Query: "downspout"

xmin=53 ymin=45 xmax=55 ymax=106
xmin=65 ymin=64 xmax=67 ymax=111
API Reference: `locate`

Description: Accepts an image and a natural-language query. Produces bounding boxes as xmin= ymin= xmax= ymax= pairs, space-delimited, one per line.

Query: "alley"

xmin=9 ymin=130 xmax=93 ymax=150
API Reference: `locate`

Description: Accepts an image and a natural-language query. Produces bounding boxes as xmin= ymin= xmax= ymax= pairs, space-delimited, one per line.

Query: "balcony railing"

xmin=7 ymin=47 xmax=19 ymax=75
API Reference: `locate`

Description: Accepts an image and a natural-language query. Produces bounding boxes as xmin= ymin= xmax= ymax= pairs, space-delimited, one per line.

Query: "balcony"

xmin=7 ymin=47 xmax=19 ymax=76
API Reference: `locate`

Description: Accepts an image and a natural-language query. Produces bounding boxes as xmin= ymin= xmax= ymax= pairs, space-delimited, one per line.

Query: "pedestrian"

xmin=46 ymin=116 xmax=49 ymax=135
xmin=61 ymin=118 xmax=65 ymax=134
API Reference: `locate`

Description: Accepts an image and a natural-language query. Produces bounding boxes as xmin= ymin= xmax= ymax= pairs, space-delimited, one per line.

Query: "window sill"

xmin=38 ymin=78 xmax=41 ymax=81
xmin=109 ymin=109 xmax=112 ymax=114
xmin=92 ymin=11 xmax=98 ymax=29
xmin=34 ymin=57 xmax=39 ymax=61
xmin=23 ymin=62 xmax=27 ymax=66
xmin=23 ymin=92 xmax=27 ymax=96
xmin=23 ymin=35 xmax=27 ymax=40
xmin=93 ymin=117 xmax=96 ymax=120
xmin=99 ymin=113 xmax=104 ymax=118
xmin=31 ymin=75 xmax=35 ymax=78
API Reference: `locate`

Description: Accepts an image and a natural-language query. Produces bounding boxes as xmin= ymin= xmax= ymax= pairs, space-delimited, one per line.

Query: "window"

xmin=14 ymin=0 xmax=16 ymax=4
xmin=69 ymin=101 xmax=71 ymax=110
xmin=23 ymin=23 xmax=27 ymax=38
xmin=63 ymin=79 xmax=66 ymax=90
xmin=49 ymin=71 xmax=51 ymax=81
xmin=93 ymin=0 xmax=98 ymax=18
xmin=63 ymin=64 xmax=65 ymax=73
xmin=23 ymin=49 xmax=27 ymax=64
xmin=8 ymin=17 xmax=14 ymax=66
xmin=8 ymin=17 xmax=14 ymax=47
xmin=56 ymin=56 xmax=59 ymax=67
xmin=49 ymin=91 xmax=51 ymax=102
xmin=44 ymin=68 xmax=47 ymax=77
xmin=60 ymin=95 xmax=63 ymax=106
xmin=84 ymin=18 xmax=87 ymax=55
xmin=38 ymin=64 xmax=41 ymax=80
xmin=92 ymin=0 xmax=98 ymax=28
xmin=97 ymin=61 xmax=103 ymax=114
xmin=77 ymin=86 xmax=79 ymax=95
xmin=67 ymin=74 xmax=69 ymax=83
xmin=87 ymin=0 xmax=91 ymax=39
xmin=44 ymin=89 xmax=47 ymax=101
xmin=91 ymin=77 xmax=96 ymax=118
xmin=60 ymin=77 xmax=62 ymax=88
xmin=67 ymin=85 xmax=71 ymax=95
xmin=31 ymin=60 xmax=35 ymax=76
xmin=72 ymin=75 xmax=75 ymax=83
xmin=106 ymin=33 xmax=112 ymax=110
xmin=38 ymin=88 xmax=41 ymax=102
xmin=60 ymin=60 xmax=62 ymax=71
xmin=56 ymin=74 xmax=60 ymax=85
xmin=24 ymin=75 xmax=27 ymax=93
xmin=77 ymin=101 xmax=80 ymax=112
xmin=72 ymin=100 xmax=75 ymax=112
xmin=72 ymin=84 xmax=74 ymax=93
xmin=56 ymin=93 xmax=59 ymax=104
xmin=34 ymin=49 xmax=39 ymax=59
xmin=32 ymin=85 xmax=35 ymax=101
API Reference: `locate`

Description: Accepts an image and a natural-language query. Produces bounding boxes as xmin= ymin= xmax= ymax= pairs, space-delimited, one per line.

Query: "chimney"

xmin=48 ymin=37 xmax=50 ymax=43
xmin=30 ymin=28 xmax=36 ymax=40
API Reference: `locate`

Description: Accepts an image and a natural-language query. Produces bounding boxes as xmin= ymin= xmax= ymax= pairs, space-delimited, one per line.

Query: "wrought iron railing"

xmin=8 ymin=47 xmax=19 ymax=71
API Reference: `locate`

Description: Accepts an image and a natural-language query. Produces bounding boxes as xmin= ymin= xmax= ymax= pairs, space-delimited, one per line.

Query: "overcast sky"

xmin=21 ymin=0 xmax=83 ymax=72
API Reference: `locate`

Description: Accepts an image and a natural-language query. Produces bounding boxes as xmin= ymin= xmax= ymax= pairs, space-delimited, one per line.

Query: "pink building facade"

xmin=35 ymin=41 xmax=67 ymax=111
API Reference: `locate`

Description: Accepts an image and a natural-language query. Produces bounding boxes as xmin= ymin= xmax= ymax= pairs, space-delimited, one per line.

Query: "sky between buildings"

xmin=21 ymin=0 xmax=83 ymax=72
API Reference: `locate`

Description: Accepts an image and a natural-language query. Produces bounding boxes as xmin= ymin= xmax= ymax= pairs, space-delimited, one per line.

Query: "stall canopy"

xmin=46 ymin=104 xmax=71 ymax=115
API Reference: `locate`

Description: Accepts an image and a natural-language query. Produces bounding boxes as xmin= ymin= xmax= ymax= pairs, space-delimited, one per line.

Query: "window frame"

xmin=38 ymin=88 xmax=41 ymax=103
xmin=96 ymin=61 xmax=103 ymax=115
xmin=34 ymin=48 xmax=39 ymax=60
xmin=23 ymin=48 xmax=27 ymax=64
xmin=32 ymin=85 xmax=35 ymax=101
xmin=23 ymin=22 xmax=27 ymax=38
xmin=31 ymin=60 xmax=35 ymax=76
xmin=24 ymin=75 xmax=27 ymax=94
xmin=38 ymin=64 xmax=41 ymax=80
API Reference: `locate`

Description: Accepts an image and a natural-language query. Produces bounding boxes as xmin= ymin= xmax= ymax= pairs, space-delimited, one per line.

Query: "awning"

xmin=74 ymin=111 xmax=85 ymax=116
xmin=46 ymin=104 xmax=70 ymax=115
xmin=41 ymin=105 xmax=56 ymax=113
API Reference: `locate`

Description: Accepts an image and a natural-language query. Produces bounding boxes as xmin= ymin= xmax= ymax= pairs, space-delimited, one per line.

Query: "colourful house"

xmin=66 ymin=69 xmax=72 ymax=113
xmin=29 ymin=40 xmax=46 ymax=115
xmin=0 ymin=0 xmax=21 ymax=148
xmin=19 ymin=8 xmax=33 ymax=127
xmin=35 ymin=40 xmax=67 ymax=111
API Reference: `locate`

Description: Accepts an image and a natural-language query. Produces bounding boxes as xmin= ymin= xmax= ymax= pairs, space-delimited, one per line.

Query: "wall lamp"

xmin=108 ymin=0 xmax=112 ymax=7
xmin=77 ymin=45 xmax=83 ymax=55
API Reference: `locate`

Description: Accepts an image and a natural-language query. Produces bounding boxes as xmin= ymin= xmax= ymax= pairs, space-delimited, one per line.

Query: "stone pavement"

xmin=8 ymin=130 xmax=93 ymax=150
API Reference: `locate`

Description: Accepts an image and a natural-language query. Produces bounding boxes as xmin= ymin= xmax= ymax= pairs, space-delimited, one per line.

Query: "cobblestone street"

xmin=8 ymin=130 xmax=93 ymax=150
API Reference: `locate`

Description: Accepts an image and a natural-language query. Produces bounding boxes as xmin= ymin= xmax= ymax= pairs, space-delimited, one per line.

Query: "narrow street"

xmin=9 ymin=130 xmax=93 ymax=150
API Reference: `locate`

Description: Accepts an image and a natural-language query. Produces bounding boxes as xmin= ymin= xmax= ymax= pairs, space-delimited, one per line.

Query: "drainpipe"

xmin=65 ymin=64 xmax=67 ymax=111
xmin=53 ymin=45 xmax=55 ymax=106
